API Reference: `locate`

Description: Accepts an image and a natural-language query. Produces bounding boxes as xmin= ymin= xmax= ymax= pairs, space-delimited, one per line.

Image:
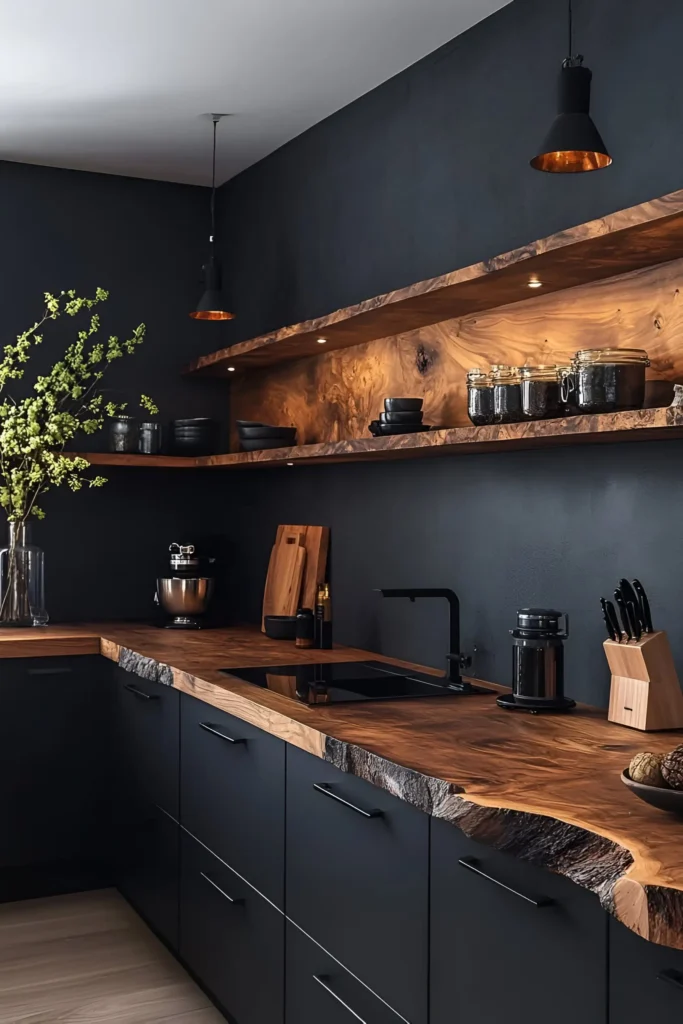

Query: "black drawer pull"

xmin=658 ymin=968 xmax=683 ymax=992
xmin=313 ymin=975 xmax=367 ymax=1023
xmin=199 ymin=722 xmax=246 ymax=744
xmin=313 ymin=783 xmax=382 ymax=819
xmin=123 ymin=683 xmax=159 ymax=701
xmin=27 ymin=666 xmax=74 ymax=676
xmin=200 ymin=871 xmax=244 ymax=906
xmin=458 ymin=857 xmax=553 ymax=908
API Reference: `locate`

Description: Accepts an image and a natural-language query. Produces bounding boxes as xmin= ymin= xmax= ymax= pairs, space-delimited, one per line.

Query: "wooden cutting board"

xmin=261 ymin=533 xmax=307 ymax=629
xmin=274 ymin=525 xmax=330 ymax=611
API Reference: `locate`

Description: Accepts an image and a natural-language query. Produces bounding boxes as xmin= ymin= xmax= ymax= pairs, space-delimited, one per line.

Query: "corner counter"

xmin=4 ymin=622 xmax=683 ymax=951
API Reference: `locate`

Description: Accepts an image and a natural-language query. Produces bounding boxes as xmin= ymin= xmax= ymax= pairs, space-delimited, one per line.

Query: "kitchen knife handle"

xmin=632 ymin=579 xmax=654 ymax=633
xmin=600 ymin=598 xmax=617 ymax=642
xmin=614 ymin=590 xmax=632 ymax=640
xmin=605 ymin=600 xmax=622 ymax=642
xmin=626 ymin=601 xmax=642 ymax=641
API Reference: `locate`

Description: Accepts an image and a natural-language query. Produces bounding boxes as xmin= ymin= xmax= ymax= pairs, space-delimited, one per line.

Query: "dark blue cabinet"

xmin=610 ymin=917 xmax=683 ymax=1023
xmin=0 ymin=656 xmax=111 ymax=900
xmin=286 ymin=746 xmax=429 ymax=1024
xmin=430 ymin=818 xmax=607 ymax=1024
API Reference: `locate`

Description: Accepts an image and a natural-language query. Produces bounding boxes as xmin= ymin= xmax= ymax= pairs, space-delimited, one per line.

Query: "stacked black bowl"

xmin=369 ymin=398 xmax=430 ymax=437
xmin=170 ymin=418 xmax=218 ymax=456
xmin=237 ymin=421 xmax=297 ymax=451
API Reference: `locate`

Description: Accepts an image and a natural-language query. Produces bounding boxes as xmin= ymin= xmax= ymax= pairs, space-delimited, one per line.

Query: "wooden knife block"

xmin=605 ymin=631 xmax=683 ymax=731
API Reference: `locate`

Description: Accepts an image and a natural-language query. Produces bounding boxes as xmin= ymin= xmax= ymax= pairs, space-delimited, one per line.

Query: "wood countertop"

xmin=3 ymin=623 xmax=683 ymax=950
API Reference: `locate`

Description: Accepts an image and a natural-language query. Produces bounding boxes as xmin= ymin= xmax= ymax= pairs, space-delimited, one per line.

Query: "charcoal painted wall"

xmin=0 ymin=160 xmax=232 ymax=620
xmin=216 ymin=0 xmax=683 ymax=706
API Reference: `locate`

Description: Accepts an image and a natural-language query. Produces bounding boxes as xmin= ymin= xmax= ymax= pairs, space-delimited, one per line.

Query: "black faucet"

xmin=377 ymin=587 xmax=475 ymax=690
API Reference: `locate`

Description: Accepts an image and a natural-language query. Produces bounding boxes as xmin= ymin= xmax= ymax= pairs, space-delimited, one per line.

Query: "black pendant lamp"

xmin=531 ymin=0 xmax=611 ymax=173
xmin=190 ymin=114 xmax=234 ymax=321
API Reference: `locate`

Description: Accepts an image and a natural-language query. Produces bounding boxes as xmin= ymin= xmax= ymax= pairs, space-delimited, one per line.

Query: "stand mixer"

xmin=155 ymin=542 xmax=215 ymax=629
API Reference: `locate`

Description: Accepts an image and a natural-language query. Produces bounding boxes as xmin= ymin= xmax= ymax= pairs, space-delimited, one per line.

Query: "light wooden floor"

xmin=0 ymin=889 xmax=225 ymax=1023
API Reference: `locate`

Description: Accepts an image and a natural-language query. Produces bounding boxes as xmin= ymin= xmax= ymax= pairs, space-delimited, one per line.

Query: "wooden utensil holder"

xmin=605 ymin=631 xmax=683 ymax=731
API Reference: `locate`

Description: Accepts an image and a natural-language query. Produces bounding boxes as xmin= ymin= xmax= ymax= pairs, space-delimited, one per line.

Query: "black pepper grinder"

xmin=295 ymin=608 xmax=315 ymax=649
xmin=497 ymin=608 xmax=575 ymax=712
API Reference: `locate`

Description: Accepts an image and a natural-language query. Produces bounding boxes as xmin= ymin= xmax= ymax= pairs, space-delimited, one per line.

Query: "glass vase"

xmin=0 ymin=522 xmax=48 ymax=627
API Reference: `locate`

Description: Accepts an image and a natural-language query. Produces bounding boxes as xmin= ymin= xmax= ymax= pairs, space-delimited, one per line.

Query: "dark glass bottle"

xmin=315 ymin=584 xmax=333 ymax=650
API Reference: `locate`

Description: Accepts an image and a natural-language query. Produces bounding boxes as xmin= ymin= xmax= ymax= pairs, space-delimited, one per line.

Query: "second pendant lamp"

xmin=531 ymin=0 xmax=611 ymax=173
xmin=190 ymin=114 xmax=234 ymax=321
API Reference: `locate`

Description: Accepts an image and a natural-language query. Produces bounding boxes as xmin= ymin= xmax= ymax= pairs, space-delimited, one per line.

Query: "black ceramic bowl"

xmin=384 ymin=398 xmax=423 ymax=413
xmin=264 ymin=615 xmax=298 ymax=640
xmin=621 ymin=769 xmax=683 ymax=815
xmin=238 ymin=425 xmax=297 ymax=442
xmin=236 ymin=420 xmax=264 ymax=428
xmin=380 ymin=410 xmax=424 ymax=424
xmin=374 ymin=423 xmax=431 ymax=435
xmin=240 ymin=438 xmax=293 ymax=452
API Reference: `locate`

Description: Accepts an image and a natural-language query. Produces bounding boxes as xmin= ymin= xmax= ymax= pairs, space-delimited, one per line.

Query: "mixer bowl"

xmin=156 ymin=577 xmax=214 ymax=626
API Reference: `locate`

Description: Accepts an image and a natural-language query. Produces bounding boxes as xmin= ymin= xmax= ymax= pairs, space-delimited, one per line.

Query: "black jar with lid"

xmin=503 ymin=608 xmax=573 ymax=710
xmin=492 ymin=366 xmax=523 ymax=424
xmin=520 ymin=366 xmax=562 ymax=420
xmin=466 ymin=368 xmax=494 ymax=426
xmin=572 ymin=348 xmax=650 ymax=414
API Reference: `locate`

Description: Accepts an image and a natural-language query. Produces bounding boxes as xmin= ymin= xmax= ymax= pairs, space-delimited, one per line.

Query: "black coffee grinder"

xmin=497 ymin=608 xmax=576 ymax=712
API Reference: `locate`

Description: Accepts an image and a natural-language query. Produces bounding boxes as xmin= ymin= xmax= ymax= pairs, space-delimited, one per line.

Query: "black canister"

xmin=510 ymin=608 xmax=569 ymax=706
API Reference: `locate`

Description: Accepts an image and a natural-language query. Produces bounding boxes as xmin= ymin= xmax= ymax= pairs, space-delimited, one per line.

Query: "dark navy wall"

xmin=215 ymin=0 xmax=683 ymax=705
xmin=0 ymin=160 xmax=231 ymax=620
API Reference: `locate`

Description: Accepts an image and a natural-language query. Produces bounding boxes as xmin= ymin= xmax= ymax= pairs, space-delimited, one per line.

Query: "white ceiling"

xmin=0 ymin=0 xmax=509 ymax=186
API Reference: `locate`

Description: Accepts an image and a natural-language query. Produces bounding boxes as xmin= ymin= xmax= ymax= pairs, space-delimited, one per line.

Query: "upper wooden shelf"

xmin=185 ymin=189 xmax=683 ymax=376
xmin=74 ymin=452 xmax=197 ymax=468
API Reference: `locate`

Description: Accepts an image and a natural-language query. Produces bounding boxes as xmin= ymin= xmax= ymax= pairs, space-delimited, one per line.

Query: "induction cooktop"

xmin=220 ymin=660 xmax=491 ymax=705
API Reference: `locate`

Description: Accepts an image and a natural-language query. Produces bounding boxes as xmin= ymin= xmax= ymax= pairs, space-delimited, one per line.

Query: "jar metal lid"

xmin=520 ymin=365 xmax=561 ymax=381
xmin=573 ymin=348 xmax=650 ymax=367
xmin=492 ymin=366 xmax=522 ymax=383
xmin=467 ymin=368 xmax=492 ymax=385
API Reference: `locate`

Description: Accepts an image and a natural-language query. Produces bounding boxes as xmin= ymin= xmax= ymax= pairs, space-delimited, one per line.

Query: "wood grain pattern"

xmin=72 ymin=452 xmax=197 ymax=467
xmin=185 ymin=189 xmax=683 ymax=375
xmin=196 ymin=408 xmax=683 ymax=470
xmin=261 ymin=531 xmax=306 ymax=628
xmin=605 ymin=632 xmax=683 ymax=731
xmin=276 ymin=524 xmax=330 ymax=611
xmin=4 ymin=623 xmax=683 ymax=950
xmin=231 ymin=255 xmax=683 ymax=442
xmin=0 ymin=889 xmax=223 ymax=1023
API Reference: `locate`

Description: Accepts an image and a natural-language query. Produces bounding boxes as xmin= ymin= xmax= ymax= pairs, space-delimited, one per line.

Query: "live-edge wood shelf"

xmin=74 ymin=453 xmax=198 ymax=468
xmin=185 ymin=189 xmax=683 ymax=375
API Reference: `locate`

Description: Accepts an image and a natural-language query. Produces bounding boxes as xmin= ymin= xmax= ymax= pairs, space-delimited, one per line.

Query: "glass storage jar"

xmin=466 ymin=368 xmax=495 ymax=426
xmin=520 ymin=366 xmax=562 ymax=420
xmin=492 ymin=366 xmax=523 ymax=424
xmin=572 ymin=348 xmax=650 ymax=414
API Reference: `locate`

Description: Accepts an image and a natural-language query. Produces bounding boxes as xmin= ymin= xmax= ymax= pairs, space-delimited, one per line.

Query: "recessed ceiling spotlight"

xmin=287 ymin=462 xmax=294 ymax=466
xmin=227 ymin=366 xmax=236 ymax=372
xmin=317 ymin=337 xmax=328 ymax=344
xmin=528 ymin=278 xmax=543 ymax=289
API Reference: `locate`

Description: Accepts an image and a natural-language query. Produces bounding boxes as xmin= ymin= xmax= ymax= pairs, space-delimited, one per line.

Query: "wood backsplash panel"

xmin=231 ymin=257 xmax=683 ymax=443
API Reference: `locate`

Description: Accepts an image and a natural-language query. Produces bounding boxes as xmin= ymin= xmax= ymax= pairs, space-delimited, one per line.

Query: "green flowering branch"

xmin=0 ymin=288 xmax=154 ymax=523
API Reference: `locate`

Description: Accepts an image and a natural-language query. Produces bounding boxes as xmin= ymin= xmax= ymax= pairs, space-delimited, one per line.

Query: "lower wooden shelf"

xmin=76 ymin=408 xmax=683 ymax=470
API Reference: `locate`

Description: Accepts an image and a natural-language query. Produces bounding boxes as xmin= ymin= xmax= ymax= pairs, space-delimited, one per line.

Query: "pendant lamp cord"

xmin=210 ymin=115 xmax=218 ymax=247
xmin=563 ymin=0 xmax=583 ymax=66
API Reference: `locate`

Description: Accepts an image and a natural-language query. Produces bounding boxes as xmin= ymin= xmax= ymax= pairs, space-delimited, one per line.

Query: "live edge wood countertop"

xmin=3 ymin=623 xmax=683 ymax=951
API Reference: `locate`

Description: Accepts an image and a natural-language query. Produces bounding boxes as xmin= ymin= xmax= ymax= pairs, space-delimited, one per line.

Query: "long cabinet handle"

xmin=313 ymin=975 xmax=368 ymax=1023
xmin=123 ymin=683 xmax=159 ymax=701
xmin=658 ymin=969 xmax=683 ymax=992
xmin=199 ymin=722 xmax=246 ymax=744
xmin=458 ymin=857 xmax=553 ymax=908
xmin=200 ymin=871 xmax=244 ymax=905
xmin=313 ymin=783 xmax=382 ymax=819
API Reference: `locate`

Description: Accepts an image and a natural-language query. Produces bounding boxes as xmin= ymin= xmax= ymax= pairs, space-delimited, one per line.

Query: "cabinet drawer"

xmin=179 ymin=831 xmax=284 ymax=1024
xmin=115 ymin=668 xmax=179 ymax=819
xmin=286 ymin=922 xmax=405 ymax=1024
xmin=610 ymin=917 xmax=683 ymax=1023
xmin=180 ymin=693 xmax=285 ymax=907
xmin=286 ymin=746 xmax=428 ymax=1024
xmin=117 ymin=800 xmax=179 ymax=951
xmin=431 ymin=819 xmax=606 ymax=1024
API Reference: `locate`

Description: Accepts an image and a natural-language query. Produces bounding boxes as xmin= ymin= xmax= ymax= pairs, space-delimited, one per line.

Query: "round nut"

xmin=628 ymin=751 xmax=665 ymax=787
